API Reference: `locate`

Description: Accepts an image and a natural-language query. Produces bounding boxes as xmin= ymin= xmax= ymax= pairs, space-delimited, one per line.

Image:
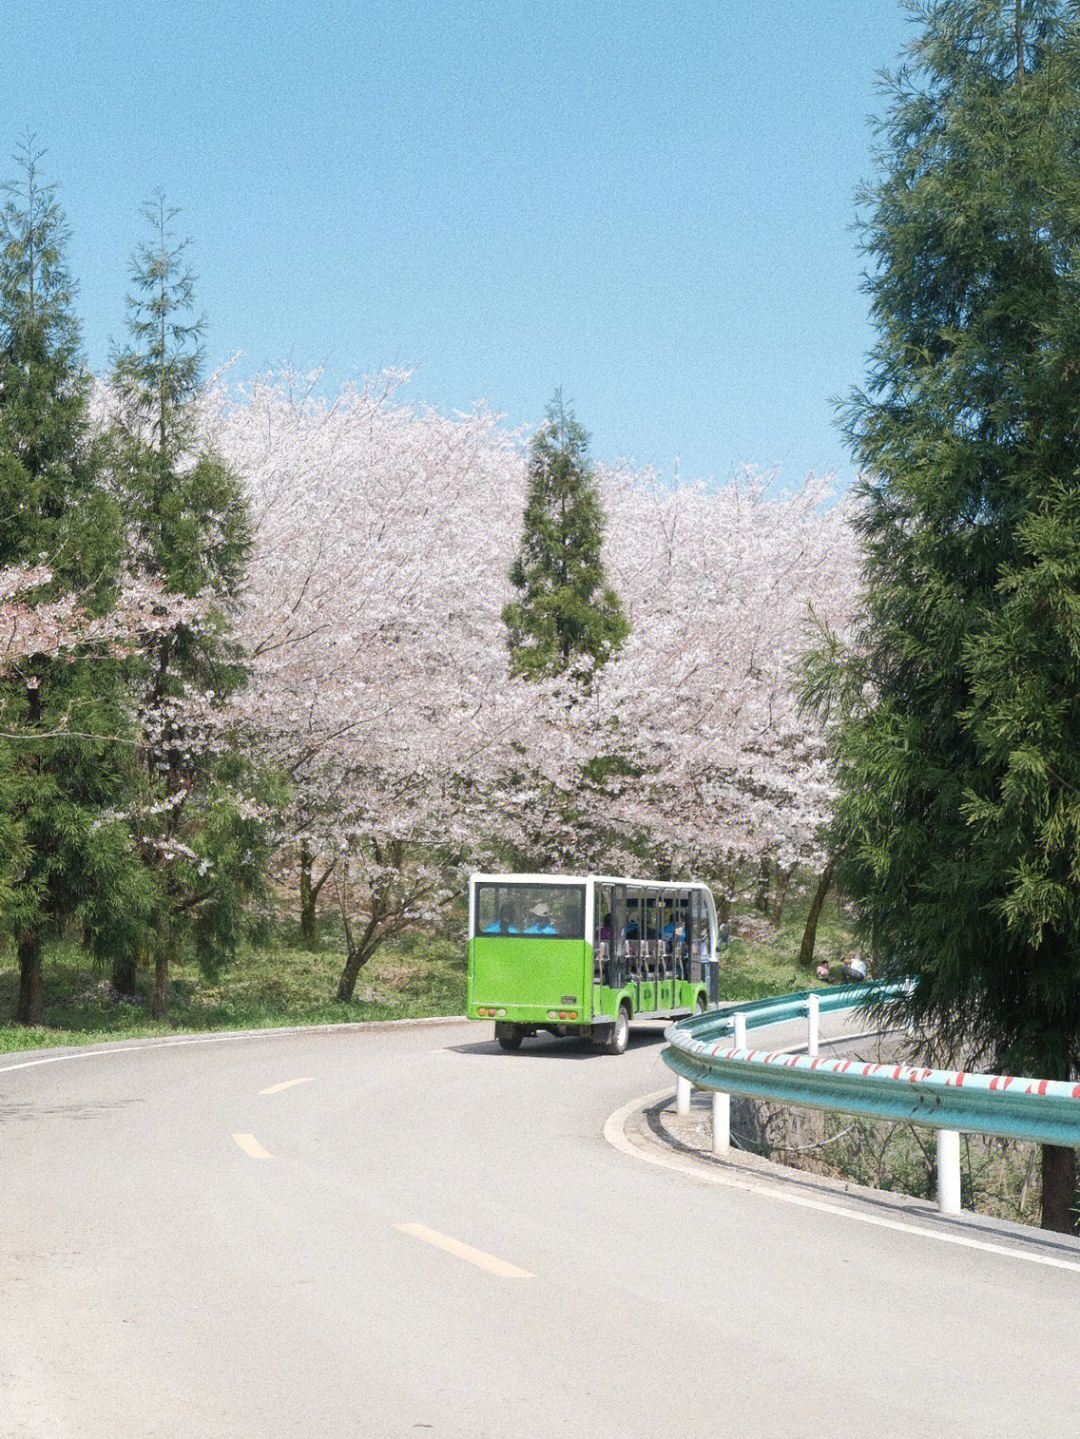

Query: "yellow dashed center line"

xmin=395 ymin=1223 xmax=535 ymax=1279
xmin=259 ymin=1077 xmax=314 ymax=1095
xmin=233 ymin=1133 xmax=274 ymax=1159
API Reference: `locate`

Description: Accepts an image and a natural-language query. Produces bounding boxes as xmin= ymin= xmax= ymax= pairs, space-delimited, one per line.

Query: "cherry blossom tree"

xmin=197 ymin=371 xmax=861 ymax=993
xmin=204 ymin=371 xmax=523 ymax=990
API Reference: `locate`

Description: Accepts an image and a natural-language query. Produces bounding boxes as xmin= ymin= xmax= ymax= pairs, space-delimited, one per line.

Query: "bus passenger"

xmin=525 ymin=903 xmax=557 ymax=935
xmin=483 ymin=905 xmax=519 ymax=934
xmin=662 ymin=909 xmax=684 ymax=945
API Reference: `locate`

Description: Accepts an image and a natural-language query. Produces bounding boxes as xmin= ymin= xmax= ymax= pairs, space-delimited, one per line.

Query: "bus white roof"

xmin=469 ymin=873 xmax=712 ymax=891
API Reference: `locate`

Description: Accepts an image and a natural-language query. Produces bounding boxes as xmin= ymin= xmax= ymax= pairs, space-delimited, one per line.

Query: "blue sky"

xmin=2 ymin=1 xmax=913 ymax=486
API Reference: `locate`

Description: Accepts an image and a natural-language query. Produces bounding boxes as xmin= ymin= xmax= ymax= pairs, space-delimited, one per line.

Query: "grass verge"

xmin=0 ymin=928 xmax=467 ymax=1054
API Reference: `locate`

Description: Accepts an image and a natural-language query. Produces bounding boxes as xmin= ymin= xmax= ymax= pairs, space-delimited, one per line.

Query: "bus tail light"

xmin=497 ymin=1008 xmax=507 ymax=1017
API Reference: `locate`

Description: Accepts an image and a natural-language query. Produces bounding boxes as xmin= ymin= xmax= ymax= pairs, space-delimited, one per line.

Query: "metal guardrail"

xmin=677 ymin=980 xmax=909 ymax=1043
xmin=660 ymin=981 xmax=1080 ymax=1213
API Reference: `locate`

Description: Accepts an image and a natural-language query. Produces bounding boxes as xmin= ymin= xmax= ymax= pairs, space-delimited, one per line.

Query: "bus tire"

xmin=695 ymin=991 xmax=707 ymax=1015
xmin=607 ymin=1005 xmax=630 ymax=1055
xmin=495 ymin=1022 xmax=523 ymax=1051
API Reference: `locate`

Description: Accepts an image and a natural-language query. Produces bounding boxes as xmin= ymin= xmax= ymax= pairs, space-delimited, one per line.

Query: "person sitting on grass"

xmin=835 ymin=953 xmax=867 ymax=982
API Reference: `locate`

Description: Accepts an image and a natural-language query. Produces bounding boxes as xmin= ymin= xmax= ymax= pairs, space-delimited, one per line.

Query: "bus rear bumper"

xmin=470 ymin=1006 xmax=590 ymax=1025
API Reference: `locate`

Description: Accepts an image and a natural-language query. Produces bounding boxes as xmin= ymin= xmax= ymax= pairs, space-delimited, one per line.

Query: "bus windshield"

xmin=474 ymin=882 xmax=585 ymax=939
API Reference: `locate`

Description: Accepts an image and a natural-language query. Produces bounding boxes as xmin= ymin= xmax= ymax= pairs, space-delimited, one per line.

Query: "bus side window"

xmin=613 ymin=886 xmax=628 ymax=985
xmin=670 ymin=896 xmax=685 ymax=976
xmin=597 ymin=886 xmax=612 ymax=946
xmin=625 ymin=893 xmax=641 ymax=975
xmin=690 ymin=891 xmax=704 ymax=979
xmin=595 ymin=884 xmax=613 ymax=982
xmin=477 ymin=885 xmax=499 ymax=934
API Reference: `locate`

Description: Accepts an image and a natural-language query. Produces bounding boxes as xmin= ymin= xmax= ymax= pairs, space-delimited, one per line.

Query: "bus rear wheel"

xmin=495 ymin=1022 xmax=523 ymax=1051
xmin=606 ymin=1005 xmax=630 ymax=1055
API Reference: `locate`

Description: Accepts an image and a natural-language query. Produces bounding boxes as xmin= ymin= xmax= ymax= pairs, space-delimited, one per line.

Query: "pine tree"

xmin=0 ymin=137 xmax=150 ymax=1024
xmin=801 ymin=0 xmax=1080 ymax=1230
xmin=503 ymin=392 xmax=627 ymax=683
xmin=111 ymin=192 xmax=249 ymax=598
xmin=0 ymin=134 xmax=118 ymax=585
xmin=109 ymin=194 xmax=265 ymax=1016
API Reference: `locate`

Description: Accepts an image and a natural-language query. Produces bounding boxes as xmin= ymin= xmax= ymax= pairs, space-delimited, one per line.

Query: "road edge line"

xmin=604 ymin=1089 xmax=1080 ymax=1274
xmin=0 ymin=1016 xmax=469 ymax=1075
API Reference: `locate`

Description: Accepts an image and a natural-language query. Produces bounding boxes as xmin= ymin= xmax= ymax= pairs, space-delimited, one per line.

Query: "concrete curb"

xmin=606 ymin=1081 xmax=1080 ymax=1273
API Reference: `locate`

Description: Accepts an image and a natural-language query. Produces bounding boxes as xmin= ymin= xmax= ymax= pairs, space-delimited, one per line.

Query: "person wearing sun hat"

xmin=525 ymin=902 xmax=557 ymax=935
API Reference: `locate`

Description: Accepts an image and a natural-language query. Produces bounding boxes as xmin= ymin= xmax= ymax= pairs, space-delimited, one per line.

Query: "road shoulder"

xmin=608 ymin=1084 xmax=1080 ymax=1273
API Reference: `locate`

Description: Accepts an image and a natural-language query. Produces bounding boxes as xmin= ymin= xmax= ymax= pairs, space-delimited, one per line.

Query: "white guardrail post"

xmin=937 ymin=1130 xmax=962 ymax=1215
xmin=709 ymin=1013 xmax=746 ymax=1157
xmin=676 ymin=1074 xmax=692 ymax=1117
xmin=807 ymin=993 xmax=820 ymax=1058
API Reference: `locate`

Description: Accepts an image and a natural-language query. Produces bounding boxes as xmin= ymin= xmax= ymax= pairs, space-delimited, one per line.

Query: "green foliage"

xmin=503 ymin=391 xmax=627 ymax=683
xmin=0 ymin=134 xmax=119 ymax=588
xmin=3 ymin=661 xmax=149 ymax=933
xmin=112 ymin=193 xmax=203 ymax=465
xmin=803 ymin=1 xmax=1080 ymax=1083
xmin=110 ymin=193 xmax=250 ymax=598
xmin=0 ymin=139 xmax=149 ymax=1023
xmin=580 ymin=751 xmax=645 ymax=790
xmin=105 ymin=194 xmax=266 ymax=1006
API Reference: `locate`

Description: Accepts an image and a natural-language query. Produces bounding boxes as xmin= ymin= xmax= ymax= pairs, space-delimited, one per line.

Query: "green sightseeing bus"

xmin=467 ymin=873 xmax=718 ymax=1053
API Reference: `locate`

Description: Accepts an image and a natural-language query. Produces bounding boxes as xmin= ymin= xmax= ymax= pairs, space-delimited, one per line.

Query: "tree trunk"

xmin=299 ymin=845 xmax=335 ymax=947
xmin=797 ymin=859 xmax=835 ymax=970
xmin=299 ymin=843 xmax=315 ymax=943
xmin=15 ymin=928 xmax=44 ymax=1026
xmin=112 ymin=949 xmax=139 ymax=998
xmin=151 ymin=954 xmax=169 ymax=1020
xmin=1040 ymin=1144 xmax=1077 ymax=1234
xmin=753 ymin=856 xmax=770 ymax=913
xmin=337 ymin=945 xmax=370 ymax=1002
xmin=769 ymin=862 xmax=797 ymax=928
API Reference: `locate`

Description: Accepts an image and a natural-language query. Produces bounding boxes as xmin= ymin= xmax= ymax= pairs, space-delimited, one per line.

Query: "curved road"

xmin=2 ymin=1015 xmax=1078 ymax=1438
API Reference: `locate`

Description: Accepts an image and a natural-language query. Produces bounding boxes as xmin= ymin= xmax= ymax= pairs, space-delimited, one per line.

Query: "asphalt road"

xmin=3 ymin=1014 xmax=1079 ymax=1439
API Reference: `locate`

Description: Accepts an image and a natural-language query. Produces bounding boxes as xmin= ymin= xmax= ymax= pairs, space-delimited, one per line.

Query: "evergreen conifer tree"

xmin=503 ymin=392 xmax=627 ymax=683
xmin=109 ymin=194 xmax=265 ymax=1016
xmin=802 ymin=0 xmax=1080 ymax=1230
xmin=111 ymin=193 xmax=250 ymax=598
xmin=0 ymin=134 xmax=118 ymax=585
xmin=0 ymin=137 xmax=151 ymax=1024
